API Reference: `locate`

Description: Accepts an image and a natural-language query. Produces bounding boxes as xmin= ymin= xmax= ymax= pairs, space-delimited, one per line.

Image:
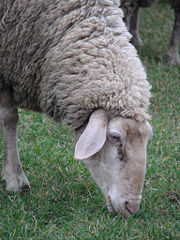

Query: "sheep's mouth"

xmin=106 ymin=196 xmax=133 ymax=217
xmin=106 ymin=196 xmax=123 ymax=216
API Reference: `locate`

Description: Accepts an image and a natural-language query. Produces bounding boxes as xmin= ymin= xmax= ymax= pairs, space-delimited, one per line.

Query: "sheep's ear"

xmin=74 ymin=110 xmax=108 ymax=160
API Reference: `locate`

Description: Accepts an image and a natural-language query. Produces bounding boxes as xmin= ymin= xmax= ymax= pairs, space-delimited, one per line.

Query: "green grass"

xmin=0 ymin=3 xmax=179 ymax=240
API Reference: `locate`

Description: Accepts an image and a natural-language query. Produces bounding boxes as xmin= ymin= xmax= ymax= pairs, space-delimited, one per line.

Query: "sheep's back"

xmin=0 ymin=0 xmax=151 ymax=129
xmin=0 ymin=0 xmax=82 ymax=111
xmin=39 ymin=0 xmax=151 ymax=128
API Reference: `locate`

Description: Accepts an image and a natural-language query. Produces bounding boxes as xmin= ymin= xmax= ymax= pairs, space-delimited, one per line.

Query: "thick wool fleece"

xmin=0 ymin=0 xmax=151 ymax=129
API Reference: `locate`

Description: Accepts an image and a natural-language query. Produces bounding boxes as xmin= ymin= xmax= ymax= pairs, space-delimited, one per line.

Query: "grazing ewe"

xmin=120 ymin=0 xmax=180 ymax=64
xmin=0 ymin=0 xmax=152 ymax=216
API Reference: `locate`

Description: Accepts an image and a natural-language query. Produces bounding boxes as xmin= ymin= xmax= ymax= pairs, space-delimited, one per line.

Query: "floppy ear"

xmin=74 ymin=110 xmax=108 ymax=160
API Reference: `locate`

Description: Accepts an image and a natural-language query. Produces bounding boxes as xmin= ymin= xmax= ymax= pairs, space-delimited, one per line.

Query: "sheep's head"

xmin=75 ymin=109 xmax=152 ymax=216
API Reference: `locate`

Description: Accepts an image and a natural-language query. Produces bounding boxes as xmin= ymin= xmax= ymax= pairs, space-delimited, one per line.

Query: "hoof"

xmin=168 ymin=56 xmax=180 ymax=65
xmin=20 ymin=184 xmax=31 ymax=195
xmin=130 ymin=36 xmax=143 ymax=47
xmin=2 ymin=172 xmax=30 ymax=193
xmin=166 ymin=49 xmax=180 ymax=65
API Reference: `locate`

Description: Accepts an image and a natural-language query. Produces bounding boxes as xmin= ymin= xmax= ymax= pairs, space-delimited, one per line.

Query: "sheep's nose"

xmin=125 ymin=201 xmax=139 ymax=216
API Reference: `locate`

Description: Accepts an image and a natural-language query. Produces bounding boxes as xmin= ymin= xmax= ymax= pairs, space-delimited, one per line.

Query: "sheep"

xmin=120 ymin=0 xmax=180 ymax=64
xmin=0 ymin=0 xmax=152 ymax=216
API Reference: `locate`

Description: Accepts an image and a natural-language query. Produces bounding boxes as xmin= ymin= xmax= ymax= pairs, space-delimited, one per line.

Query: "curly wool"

xmin=0 ymin=0 xmax=151 ymax=129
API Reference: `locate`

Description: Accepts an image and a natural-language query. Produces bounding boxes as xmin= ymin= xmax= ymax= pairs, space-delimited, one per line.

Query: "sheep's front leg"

xmin=129 ymin=7 xmax=143 ymax=47
xmin=167 ymin=8 xmax=180 ymax=65
xmin=0 ymin=91 xmax=30 ymax=192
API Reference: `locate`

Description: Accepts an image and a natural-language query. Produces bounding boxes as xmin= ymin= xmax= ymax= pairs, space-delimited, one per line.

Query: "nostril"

xmin=125 ymin=201 xmax=139 ymax=216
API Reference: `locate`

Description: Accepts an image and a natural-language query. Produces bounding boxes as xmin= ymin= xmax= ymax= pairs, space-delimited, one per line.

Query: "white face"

xmin=75 ymin=110 xmax=152 ymax=216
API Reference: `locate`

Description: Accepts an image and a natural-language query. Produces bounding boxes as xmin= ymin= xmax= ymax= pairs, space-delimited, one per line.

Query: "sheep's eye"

xmin=110 ymin=135 xmax=121 ymax=142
